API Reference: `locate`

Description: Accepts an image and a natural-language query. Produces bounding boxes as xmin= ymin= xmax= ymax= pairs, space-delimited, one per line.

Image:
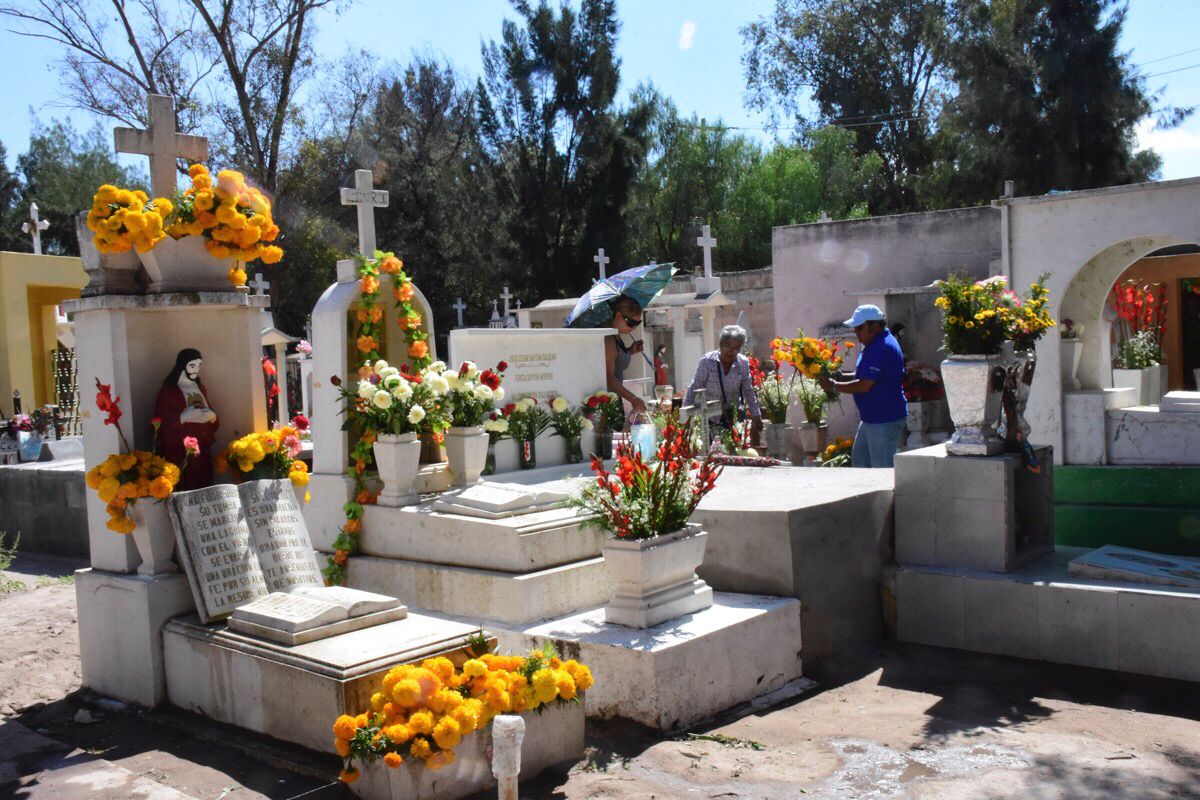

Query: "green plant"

xmin=507 ymin=398 xmax=551 ymax=443
xmin=756 ymin=373 xmax=792 ymax=424
xmin=795 ymin=376 xmax=828 ymax=424
xmin=1114 ymin=330 xmax=1160 ymax=370
xmin=0 ymin=533 xmax=26 ymax=594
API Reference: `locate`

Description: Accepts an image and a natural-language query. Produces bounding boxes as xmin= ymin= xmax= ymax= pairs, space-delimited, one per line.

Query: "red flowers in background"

xmin=94 ymin=378 xmax=131 ymax=453
xmin=1111 ymin=280 xmax=1167 ymax=350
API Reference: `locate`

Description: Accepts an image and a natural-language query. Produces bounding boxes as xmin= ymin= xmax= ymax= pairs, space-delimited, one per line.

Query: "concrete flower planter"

xmin=128 ymin=498 xmax=178 ymax=576
xmin=764 ymin=422 xmax=791 ymax=460
xmin=1112 ymin=367 xmax=1153 ymax=406
xmin=601 ymin=525 xmax=713 ymax=628
xmin=374 ymin=433 xmax=421 ymax=507
xmin=444 ymin=426 xmax=489 ymax=487
xmin=905 ymin=400 xmax=934 ymax=448
xmin=797 ymin=422 xmax=828 ymax=455
xmin=1060 ymin=339 xmax=1083 ymax=391
xmin=943 ymin=354 xmax=1005 ymax=456
xmin=138 ymin=235 xmax=235 ymax=293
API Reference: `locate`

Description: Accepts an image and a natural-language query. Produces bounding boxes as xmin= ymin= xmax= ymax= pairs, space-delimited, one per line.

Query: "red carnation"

xmin=480 ymin=370 xmax=501 ymax=390
xmin=496 ymin=360 xmax=509 ymax=373
xmin=292 ymin=414 xmax=310 ymax=431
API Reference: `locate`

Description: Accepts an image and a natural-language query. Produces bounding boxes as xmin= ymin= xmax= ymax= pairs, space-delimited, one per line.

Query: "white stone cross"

xmin=340 ymin=169 xmax=389 ymax=257
xmin=500 ymin=285 xmax=513 ymax=319
xmin=696 ymin=225 xmax=717 ymax=279
xmin=250 ymin=273 xmax=271 ymax=296
xmin=21 ymin=203 xmax=50 ymax=255
xmin=452 ymin=297 xmax=467 ymax=328
xmin=114 ymin=94 xmax=209 ymax=200
xmin=593 ymin=248 xmax=610 ymax=281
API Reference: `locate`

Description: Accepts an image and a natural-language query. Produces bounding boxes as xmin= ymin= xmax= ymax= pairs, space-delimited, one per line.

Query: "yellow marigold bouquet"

xmin=216 ymin=426 xmax=310 ymax=497
xmin=817 ymin=436 xmax=854 ymax=467
xmin=332 ymin=646 xmax=593 ymax=784
xmin=86 ymin=451 xmax=181 ymax=534
xmin=86 ymin=185 xmax=175 ymax=254
xmin=167 ymin=164 xmax=283 ymax=264
xmin=771 ymin=331 xmax=847 ymax=379
xmin=934 ymin=274 xmax=1013 ymax=355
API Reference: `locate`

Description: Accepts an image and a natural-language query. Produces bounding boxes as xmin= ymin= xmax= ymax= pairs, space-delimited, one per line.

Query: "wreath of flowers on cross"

xmin=323 ymin=250 xmax=432 ymax=585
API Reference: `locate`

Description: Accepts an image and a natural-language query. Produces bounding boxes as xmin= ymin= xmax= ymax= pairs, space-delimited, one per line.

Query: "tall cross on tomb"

xmin=250 ymin=273 xmax=271 ymax=297
xmin=500 ymin=285 xmax=513 ymax=319
xmin=452 ymin=297 xmax=467 ymax=328
xmin=593 ymin=248 xmax=610 ymax=281
xmin=21 ymin=203 xmax=49 ymax=255
xmin=340 ymin=169 xmax=389 ymax=256
xmin=114 ymin=94 xmax=208 ymax=199
xmin=696 ymin=225 xmax=717 ymax=279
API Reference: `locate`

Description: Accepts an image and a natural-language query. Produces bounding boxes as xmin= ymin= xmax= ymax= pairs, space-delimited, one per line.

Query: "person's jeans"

xmin=851 ymin=418 xmax=906 ymax=468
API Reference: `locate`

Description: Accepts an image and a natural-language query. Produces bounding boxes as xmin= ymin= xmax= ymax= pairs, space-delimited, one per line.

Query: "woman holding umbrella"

xmin=604 ymin=295 xmax=648 ymax=420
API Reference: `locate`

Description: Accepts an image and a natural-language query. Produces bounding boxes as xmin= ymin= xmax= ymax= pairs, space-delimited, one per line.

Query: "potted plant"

xmin=337 ymin=359 xmax=437 ymax=506
xmin=574 ymin=416 xmax=721 ymax=628
xmin=902 ymin=363 xmax=945 ymax=448
xmin=794 ymin=377 xmax=831 ymax=455
xmin=507 ymin=398 xmax=550 ymax=470
xmin=754 ymin=361 xmax=793 ymax=460
xmin=583 ymin=391 xmax=622 ymax=459
xmin=1000 ymin=274 xmax=1055 ymax=445
xmin=481 ymin=412 xmax=510 ymax=476
xmin=84 ymin=379 xmax=182 ymax=574
xmin=1059 ymin=319 xmax=1084 ymax=391
xmin=933 ymin=274 xmax=1011 ymax=455
xmin=548 ymin=396 xmax=592 ymax=463
xmin=442 ymin=360 xmax=507 ymax=486
xmin=1110 ymin=281 xmax=1167 ymax=405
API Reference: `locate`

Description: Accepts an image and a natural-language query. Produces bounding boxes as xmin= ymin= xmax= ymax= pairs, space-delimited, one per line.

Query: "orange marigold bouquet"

xmin=85 ymin=379 xmax=180 ymax=533
xmin=167 ymin=164 xmax=283 ymax=264
xmin=86 ymin=185 xmax=175 ymax=253
xmin=332 ymin=644 xmax=593 ymax=784
xmin=771 ymin=330 xmax=847 ymax=380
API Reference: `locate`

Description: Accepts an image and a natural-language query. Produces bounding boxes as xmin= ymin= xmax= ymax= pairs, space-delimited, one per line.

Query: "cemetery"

xmin=1 ymin=5 xmax=1200 ymax=798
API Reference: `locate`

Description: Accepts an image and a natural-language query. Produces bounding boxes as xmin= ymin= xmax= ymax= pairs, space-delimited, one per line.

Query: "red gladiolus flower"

xmin=94 ymin=379 xmax=122 ymax=428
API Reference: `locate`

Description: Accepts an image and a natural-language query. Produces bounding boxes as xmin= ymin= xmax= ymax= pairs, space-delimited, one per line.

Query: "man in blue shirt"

xmin=820 ymin=305 xmax=907 ymax=467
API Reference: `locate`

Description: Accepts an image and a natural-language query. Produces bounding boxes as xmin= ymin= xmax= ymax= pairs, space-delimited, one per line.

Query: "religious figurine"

xmin=154 ymin=348 xmax=219 ymax=490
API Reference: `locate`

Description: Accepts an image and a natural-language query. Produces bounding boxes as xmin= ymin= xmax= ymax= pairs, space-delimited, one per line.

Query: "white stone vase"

xmin=444 ymin=426 xmax=489 ymax=487
xmin=373 ymin=432 xmax=421 ymax=507
xmin=942 ymin=354 xmax=1005 ymax=456
xmin=1112 ymin=367 xmax=1153 ymax=406
xmin=905 ymin=400 xmax=934 ymax=448
xmin=137 ymin=235 xmax=236 ymax=293
xmin=601 ymin=524 xmax=714 ymax=629
xmin=77 ymin=211 xmax=142 ymax=296
xmin=127 ymin=499 xmax=178 ymax=576
xmin=764 ymin=422 xmax=791 ymax=460
xmin=1060 ymin=339 xmax=1084 ymax=391
xmin=1148 ymin=363 xmax=1169 ymax=406
xmin=797 ymin=421 xmax=828 ymax=454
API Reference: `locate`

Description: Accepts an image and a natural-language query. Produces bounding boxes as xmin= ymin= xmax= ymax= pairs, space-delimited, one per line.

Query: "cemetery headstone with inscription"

xmin=168 ymin=479 xmax=405 ymax=640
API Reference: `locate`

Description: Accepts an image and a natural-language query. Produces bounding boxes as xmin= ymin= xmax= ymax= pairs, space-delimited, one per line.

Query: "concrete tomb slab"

xmin=1069 ymin=545 xmax=1200 ymax=590
xmin=894 ymin=444 xmax=1054 ymax=573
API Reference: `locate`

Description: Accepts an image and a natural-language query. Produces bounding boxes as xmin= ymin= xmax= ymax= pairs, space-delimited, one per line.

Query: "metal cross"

xmin=21 ymin=203 xmax=50 ymax=255
xmin=249 ymin=273 xmax=270 ymax=296
xmin=696 ymin=225 xmax=717 ymax=279
xmin=593 ymin=248 xmax=610 ymax=281
xmin=340 ymin=169 xmax=390 ymax=257
xmin=114 ymin=94 xmax=208 ymax=199
xmin=452 ymin=297 xmax=467 ymax=328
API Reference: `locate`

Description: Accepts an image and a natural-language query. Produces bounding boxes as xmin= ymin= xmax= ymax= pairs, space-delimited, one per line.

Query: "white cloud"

xmin=678 ymin=20 xmax=696 ymax=50
xmin=1136 ymin=117 xmax=1200 ymax=155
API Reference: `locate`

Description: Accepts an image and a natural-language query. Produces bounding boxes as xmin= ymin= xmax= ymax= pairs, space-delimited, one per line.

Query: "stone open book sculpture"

xmin=167 ymin=479 xmax=405 ymax=641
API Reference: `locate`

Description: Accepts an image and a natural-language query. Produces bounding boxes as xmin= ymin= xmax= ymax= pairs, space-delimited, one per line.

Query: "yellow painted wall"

xmin=0 ymin=251 xmax=87 ymax=409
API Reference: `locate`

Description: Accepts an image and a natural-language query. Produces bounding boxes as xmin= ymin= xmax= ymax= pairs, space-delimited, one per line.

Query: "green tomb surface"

xmin=1055 ymin=466 xmax=1200 ymax=556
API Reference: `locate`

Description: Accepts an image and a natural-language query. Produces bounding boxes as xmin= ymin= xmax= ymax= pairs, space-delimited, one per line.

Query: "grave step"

xmin=1054 ymin=466 xmax=1200 ymax=556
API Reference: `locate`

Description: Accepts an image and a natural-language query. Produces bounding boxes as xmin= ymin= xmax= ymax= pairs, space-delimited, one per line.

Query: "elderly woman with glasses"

xmin=684 ymin=324 xmax=762 ymax=443
xmin=604 ymin=295 xmax=649 ymax=420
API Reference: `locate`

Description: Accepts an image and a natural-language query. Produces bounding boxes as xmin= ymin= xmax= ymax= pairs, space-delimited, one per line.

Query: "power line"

xmin=1143 ymin=61 xmax=1200 ymax=79
xmin=1136 ymin=45 xmax=1200 ymax=68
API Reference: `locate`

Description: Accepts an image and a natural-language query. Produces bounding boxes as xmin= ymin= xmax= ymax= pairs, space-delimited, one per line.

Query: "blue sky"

xmin=2 ymin=0 xmax=1200 ymax=183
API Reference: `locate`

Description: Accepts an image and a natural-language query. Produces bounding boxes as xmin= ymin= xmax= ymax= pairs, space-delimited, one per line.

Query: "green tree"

xmin=16 ymin=120 xmax=143 ymax=255
xmin=0 ymin=142 xmax=25 ymax=252
xmin=477 ymin=0 xmax=653 ymax=301
xmin=742 ymin=0 xmax=953 ymax=212
xmin=923 ymin=0 xmax=1167 ymax=207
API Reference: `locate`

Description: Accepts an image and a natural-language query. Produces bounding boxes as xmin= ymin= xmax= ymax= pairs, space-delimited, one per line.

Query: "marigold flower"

xmin=356 ymin=335 xmax=378 ymax=354
xmin=338 ymin=768 xmax=360 ymax=784
xmin=408 ymin=340 xmax=429 ymax=360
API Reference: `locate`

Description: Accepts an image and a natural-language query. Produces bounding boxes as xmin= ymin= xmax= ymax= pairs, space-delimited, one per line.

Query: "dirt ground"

xmin=3 ymin=552 xmax=1200 ymax=800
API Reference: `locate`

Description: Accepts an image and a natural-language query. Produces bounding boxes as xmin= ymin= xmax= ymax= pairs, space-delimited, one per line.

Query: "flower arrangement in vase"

xmin=548 ymin=396 xmax=593 ymax=463
xmin=84 ymin=379 xmax=181 ymax=574
xmin=481 ymin=412 xmax=510 ymax=476
xmin=216 ymin=425 xmax=311 ymax=502
xmin=771 ymin=330 xmax=846 ymax=456
xmin=506 ymin=397 xmax=551 ymax=469
xmin=573 ymin=416 xmax=721 ymax=627
xmin=583 ymin=390 xmax=622 ymax=458
xmin=442 ymin=360 xmax=507 ymax=486
xmin=332 ymin=646 xmax=594 ymax=784
xmin=87 ymin=164 xmax=283 ymax=291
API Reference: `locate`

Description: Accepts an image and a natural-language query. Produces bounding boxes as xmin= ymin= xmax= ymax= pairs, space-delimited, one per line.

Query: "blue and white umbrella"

xmin=564 ymin=263 xmax=677 ymax=328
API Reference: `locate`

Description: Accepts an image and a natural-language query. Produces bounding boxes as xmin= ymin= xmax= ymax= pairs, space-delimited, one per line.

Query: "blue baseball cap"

xmin=843 ymin=304 xmax=886 ymax=328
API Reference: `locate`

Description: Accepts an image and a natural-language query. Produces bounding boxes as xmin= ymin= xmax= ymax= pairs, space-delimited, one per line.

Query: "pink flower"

xmin=297 ymin=339 xmax=313 ymax=356
xmin=183 ymin=436 xmax=200 ymax=456
xmin=283 ymin=434 xmax=302 ymax=458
